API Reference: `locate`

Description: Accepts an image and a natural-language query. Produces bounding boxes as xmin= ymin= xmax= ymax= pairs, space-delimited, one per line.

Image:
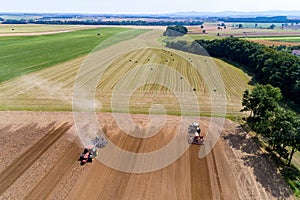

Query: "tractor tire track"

xmin=189 ymin=145 xmax=214 ymax=200
xmin=211 ymin=146 xmax=224 ymax=200
xmin=0 ymin=123 xmax=70 ymax=195
xmin=24 ymin=140 xmax=81 ymax=200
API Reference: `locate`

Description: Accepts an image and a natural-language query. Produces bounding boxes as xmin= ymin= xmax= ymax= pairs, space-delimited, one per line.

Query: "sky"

xmin=1 ymin=0 xmax=300 ymax=14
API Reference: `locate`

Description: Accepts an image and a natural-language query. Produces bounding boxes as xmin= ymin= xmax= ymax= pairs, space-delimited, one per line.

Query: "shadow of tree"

xmin=223 ymin=131 xmax=294 ymax=199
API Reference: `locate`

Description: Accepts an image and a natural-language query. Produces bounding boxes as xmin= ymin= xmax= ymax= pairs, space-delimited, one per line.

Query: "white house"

xmin=292 ymin=50 xmax=300 ymax=56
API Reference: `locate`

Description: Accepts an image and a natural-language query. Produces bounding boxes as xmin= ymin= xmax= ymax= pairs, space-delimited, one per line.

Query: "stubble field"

xmin=0 ymin=29 xmax=251 ymax=116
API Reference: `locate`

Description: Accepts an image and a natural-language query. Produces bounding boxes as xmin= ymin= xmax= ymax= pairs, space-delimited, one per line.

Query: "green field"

xmin=0 ymin=27 xmax=148 ymax=83
xmin=189 ymin=35 xmax=220 ymax=40
xmin=0 ymin=24 xmax=90 ymax=34
xmin=247 ymin=36 xmax=300 ymax=42
xmin=203 ymin=22 xmax=286 ymax=29
xmin=188 ymin=35 xmax=300 ymax=43
xmin=230 ymin=23 xmax=285 ymax=28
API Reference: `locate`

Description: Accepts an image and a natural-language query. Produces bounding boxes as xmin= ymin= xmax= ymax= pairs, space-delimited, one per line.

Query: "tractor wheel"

xmin=83 ymin=148 xmax=89 ymax=154
xmin=79 ymin=154 xmax=84 ymax=161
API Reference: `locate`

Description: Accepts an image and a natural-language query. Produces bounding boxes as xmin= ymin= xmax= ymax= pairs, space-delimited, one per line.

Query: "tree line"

xmin=221 ymin=16 xmax=300 ymax=23
xmin=241 ymin=84 xmax=300 ymax=165
xmin=271 ymin=44 xmax=300 ymax=53
xmin=166 ymin=37 xmax=300 ymax=104
xmin=1 ymin=19 xmax=203 ymax=26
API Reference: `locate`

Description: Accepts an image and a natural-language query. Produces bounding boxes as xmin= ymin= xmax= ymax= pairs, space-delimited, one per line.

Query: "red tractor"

xmin=79 ymin=145 xmax=97 ymax=165
xmin=188 ymin=123 xmax=204 ymax=145
xmin=79 ymin=136 xmax=107 ymax=165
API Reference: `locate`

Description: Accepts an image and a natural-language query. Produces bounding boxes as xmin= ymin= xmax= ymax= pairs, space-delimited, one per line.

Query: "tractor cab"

xmin=87 ymin=145 xmax=98 ymax=157
xmin=188 ymin=123 xmax=204 ymax=145
xmin=79 ymin=145 xmax=97 ymax=165
xmin=188 ymin=123 xmax=200 ymax=134
xmin=79 ymin=136 xmax=107 ymax=165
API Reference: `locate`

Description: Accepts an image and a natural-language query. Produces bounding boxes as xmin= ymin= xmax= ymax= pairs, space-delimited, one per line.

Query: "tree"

xmin=255 ymin=107 xmax=299 ymax=164
xmin=287 ymin=116 xmax=300 ymax=165
xmin=163 ymin=25 xmax=188 ymax=37
xmin=292 ymin=81 xmax=300 ymax=103
xmin=238 ymin=24 xmax=243 ymax=29
xmin=241 ymin=89 xmax=255 ymax=117
xmin=241 ymin=84 xmax=282 ymax=118
xmin=264 ymin=109 xmax=293 ymax=150
xmin=269 ymin=24 xmax=276 ymax=29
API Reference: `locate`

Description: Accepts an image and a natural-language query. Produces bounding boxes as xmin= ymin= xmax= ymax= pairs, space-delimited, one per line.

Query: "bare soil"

xmin=0 ymin=111 xmax=295 ymax=199
xmin=251 ymin=40 xmax=300 ymax=46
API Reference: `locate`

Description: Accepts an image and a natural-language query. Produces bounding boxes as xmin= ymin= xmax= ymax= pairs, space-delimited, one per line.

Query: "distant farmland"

xmin=187 ymin=23 xmax=300 ymax=46
xmin=0 ymin=27 xmax=148 ymax=83
xmin=0 ymin=24 xmax=92 ymax=34
xmin=247 ymin=36 xmax=300 ymax=42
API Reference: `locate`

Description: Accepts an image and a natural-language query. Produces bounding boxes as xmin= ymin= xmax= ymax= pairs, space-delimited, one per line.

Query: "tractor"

xmin=79 ymin=145 xmax=97 ymax=165
xmin=188 ymin=123 xmax=204 ymax=145
xmin=79 ymin=136 xmax=107 ymax=165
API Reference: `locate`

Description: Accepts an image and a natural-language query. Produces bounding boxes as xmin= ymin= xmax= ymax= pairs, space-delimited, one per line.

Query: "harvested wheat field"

xmin=0 ymin=30 xmax=251 ymax=116
xmin=0 ymin=111 xmax=295 ymax=200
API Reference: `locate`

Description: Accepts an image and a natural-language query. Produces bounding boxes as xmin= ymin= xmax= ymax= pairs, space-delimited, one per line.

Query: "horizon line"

xmin=0 ymin=10 xmax=300 ymax=15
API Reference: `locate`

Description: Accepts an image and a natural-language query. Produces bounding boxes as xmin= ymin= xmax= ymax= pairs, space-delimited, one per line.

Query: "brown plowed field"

xmin=251 ymin=40 xmax=300 ymax=46
xmin=0 ymin=123 xmax=70 ymax=195
xmin=24 ymin=140 xmax=81 ymax=200
xmin=0 ymin=111 xmax=295 ymax=200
